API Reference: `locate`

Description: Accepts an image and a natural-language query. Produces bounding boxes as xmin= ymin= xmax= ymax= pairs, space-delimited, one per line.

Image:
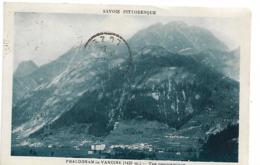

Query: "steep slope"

xmin=128 ymin=21 xmax=239 ymax=80
xmin=12 ymin=22 xmax=239 ymax=161
xmin=11 ymin=46 xmax=239 ymax=162
xmin=196 ymin=48 xmax=240 ymax=81
xmin=30 ymin=46 xmax=238 ymax=144
xmin=12 ymin=48 xmax=80 ymax=105
xmin=13 ymin=61 xmax=39 ymax=104
xmin=14 ymin=60 xmax=38 ymax=77
xmin=128 ymin=21 xmax=228 ymax=53
xmin=12 ymin=44 xmax=130 ymax=138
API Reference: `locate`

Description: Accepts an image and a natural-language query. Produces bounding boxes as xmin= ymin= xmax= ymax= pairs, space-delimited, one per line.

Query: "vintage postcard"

xmin=1 ymin=3 xmax=250 ymax=165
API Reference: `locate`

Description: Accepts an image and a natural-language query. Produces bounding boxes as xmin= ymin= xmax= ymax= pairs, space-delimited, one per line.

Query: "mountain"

xmin=128 ymin=21 xmax=229 ymax=53
xmin=12 ymin=21 xmax=239 ymax=161
xmin=13 ymin=61 xmax=38 ymax=104
xmin=12 ymin=48 xmax=86 ymax=105
xmin=195 ymin=48 xmax=240 ymax=81
xmin=128 ymin=21 xmax=239 ymax=80
xmin=39 ymin=46 xmax=238 ymax=135
xmin=14 ymin=60 xmax=38 ymax=77
xmin=12 ymin=44 xmax=130 ymax=135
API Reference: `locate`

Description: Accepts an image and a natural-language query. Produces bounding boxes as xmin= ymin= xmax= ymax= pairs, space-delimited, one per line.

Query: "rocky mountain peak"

xmin=14 ymin=60 xmax=38 ymax=77
xmin=129 ymin=21 xmax=229 ymax=53
xmin=12 ymin=22 xmax=239 ymax=161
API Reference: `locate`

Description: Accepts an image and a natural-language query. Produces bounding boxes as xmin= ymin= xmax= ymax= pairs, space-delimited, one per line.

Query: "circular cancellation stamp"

xmin=84 ymin=32 xmax=132 ymax=72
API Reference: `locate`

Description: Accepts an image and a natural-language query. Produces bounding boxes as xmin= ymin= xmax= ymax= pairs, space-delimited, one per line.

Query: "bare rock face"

xmin=12 ymin=21 xmax=239 ymax=162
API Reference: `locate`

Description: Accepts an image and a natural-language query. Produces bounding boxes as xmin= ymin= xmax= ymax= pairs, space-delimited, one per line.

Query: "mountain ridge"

xmin=12 ymin=21 xmax=239 ymax=161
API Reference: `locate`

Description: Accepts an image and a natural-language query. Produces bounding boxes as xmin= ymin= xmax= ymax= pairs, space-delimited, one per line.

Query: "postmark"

xmin=84 ymin=32 xmax=132 ymax=70
xmin=1 ymin=3 xmax=250 ymax=165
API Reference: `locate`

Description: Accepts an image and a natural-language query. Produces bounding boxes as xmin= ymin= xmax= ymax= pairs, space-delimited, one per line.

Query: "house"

xmin=91 ymin=144 xmax=106 ymax=151
xmin=88 ymin=151 xmax=94 ymax=155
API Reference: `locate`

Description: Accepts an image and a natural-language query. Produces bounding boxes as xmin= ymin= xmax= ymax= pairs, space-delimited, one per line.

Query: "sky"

xmin=14 ymin=12 xmax=242 ymax=69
